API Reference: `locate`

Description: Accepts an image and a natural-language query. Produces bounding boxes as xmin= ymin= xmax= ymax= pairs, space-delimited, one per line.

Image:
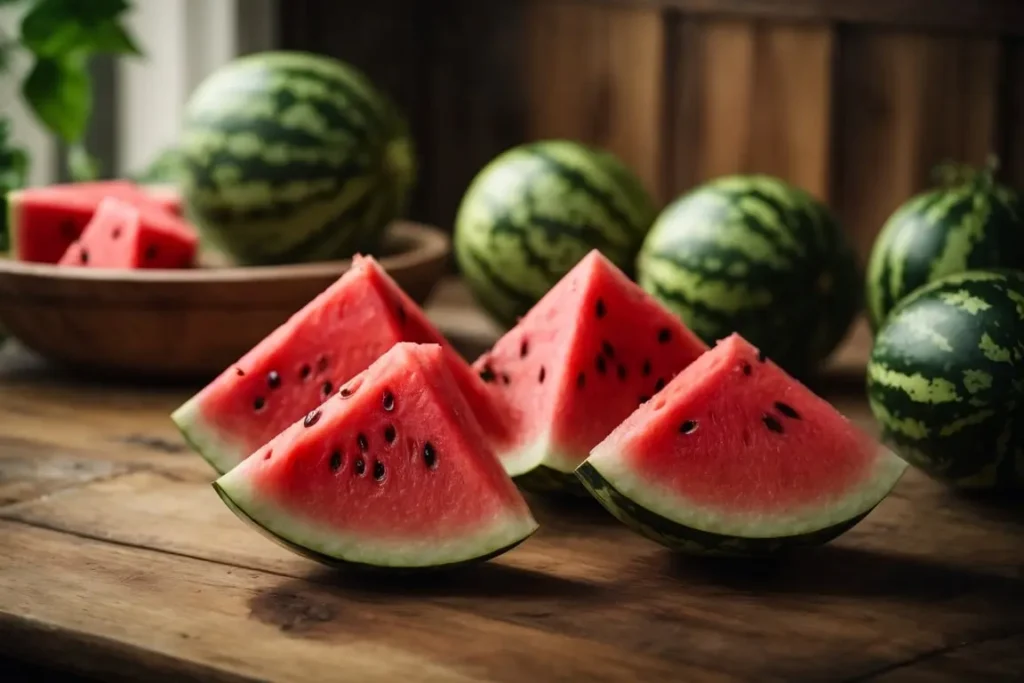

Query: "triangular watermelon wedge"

xmin=474 ymin=250 xmax=708 ymax=493
xmin=214 ymin=343 xmax=538 ymax=570
xmin=173 ymin=254 xmax=510 ymax=475
xmin=577 ymin=333 xmax=909 ymax=556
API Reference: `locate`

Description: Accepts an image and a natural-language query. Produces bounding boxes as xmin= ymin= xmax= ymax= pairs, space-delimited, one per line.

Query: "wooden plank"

xmin=664 ymin=17 xmax=834 ymax=201
xmin=525 ymin=0 xmax=666 ymax=199
xmin=1001 ymin=41 xmax=1024 ymax=191
xmin=0 ymin=521 xmax=707 ymax=683
xmin=580 ymin=0 xmax=1024 ymax=37
xmin=833 ymin=30 xmax=1002 ymax=261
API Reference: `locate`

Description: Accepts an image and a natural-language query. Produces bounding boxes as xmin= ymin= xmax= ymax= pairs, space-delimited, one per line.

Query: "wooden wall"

xmin=280 ymin=0 xmax=1024 ymax=264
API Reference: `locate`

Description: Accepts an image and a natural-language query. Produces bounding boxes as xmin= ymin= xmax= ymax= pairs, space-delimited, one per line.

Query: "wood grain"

xmin=664 ymin=17 xmax=834 ymax=201
xmin=1 ymin=288 xmax=1023 ymax=682
xmin=833 ymin=30 xmax=1003 ymax=261
xmin=525 ymin=0 xmax=666 ymax=199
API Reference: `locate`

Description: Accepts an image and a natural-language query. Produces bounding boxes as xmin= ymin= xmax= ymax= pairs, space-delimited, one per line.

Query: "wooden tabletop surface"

xmin=1 ymin=280 xmax=1022 ymax=683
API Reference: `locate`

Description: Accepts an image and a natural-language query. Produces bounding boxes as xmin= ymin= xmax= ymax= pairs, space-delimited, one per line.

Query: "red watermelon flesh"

xmin=213 ymin=342 xmax=538 ymax=569
xmin=582 ymin=333 xmax=908 ymax=541
xmin=58 ymin=197 xmax=197 ymax=269
xmin=474 ymin=250 xmax=708 ymax=484
xmin=8 ymin=181 xmax=194 ymax=263
xmin=173 ymin=254 xmax=511 ymax=475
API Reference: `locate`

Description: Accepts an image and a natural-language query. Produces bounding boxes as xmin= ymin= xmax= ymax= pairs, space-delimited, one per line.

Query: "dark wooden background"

xmin=279 ymin=0 xmax=1024 ymax=264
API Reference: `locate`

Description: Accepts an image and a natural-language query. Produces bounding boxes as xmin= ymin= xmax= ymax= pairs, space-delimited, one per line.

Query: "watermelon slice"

xmin=7 ymin=180 xmax=194 ymax=263
xmin=577 ymin=333 xmax=909 ymax=556
xmin=214 ymin=342 xmax=538 ymax=570
xmin=173 ymin=254 xmax=510 ymax=475
xmin=58 ymin=197 xmax=197 ymax=269
xmin=474 ymin=250 xmax=708 ymax=493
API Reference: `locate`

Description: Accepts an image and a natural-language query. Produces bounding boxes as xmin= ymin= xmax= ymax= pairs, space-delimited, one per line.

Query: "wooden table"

xmin=1 ymin=281 xmax=1022 ymax=683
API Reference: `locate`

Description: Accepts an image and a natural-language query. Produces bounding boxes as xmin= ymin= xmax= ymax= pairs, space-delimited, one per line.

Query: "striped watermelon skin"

xmin=866 ymin=269 xmax=1024 ymax=490
xmin=636 ymin=175 xmax=859 ymax=377
xmin=177 ymin=51 xmax=416 ymax=266
xmin=865 ymin=174 xmax=1024 ymax=332
xmin=453 ymin=140 xmax=657 ymax=327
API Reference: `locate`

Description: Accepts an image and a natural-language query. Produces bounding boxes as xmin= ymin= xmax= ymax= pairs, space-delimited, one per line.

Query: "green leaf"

xmin=22 ymin=55 xmax=91 ymax=143
xmin=20 ymin=0 xmax=140 ymax=58
xmin=67 ymin=143 xmax=100 ymax=182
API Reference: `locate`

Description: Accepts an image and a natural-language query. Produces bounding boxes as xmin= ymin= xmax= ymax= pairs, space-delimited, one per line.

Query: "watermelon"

xmin=636 ymin=174 xmax=860 ymax=377
xmin=58 ymin=197 xmax=197 ymax=269
xmin=474 ymin=250 xmax=708 ymax=494
xmin=577 ymin=333 xmax=908 ymax=556
xmin=172 ymin=254 xmax=508 ymax=475
xmin=865 ymin=163 xmax=1024 ymax=332
xmin=214 ymin=342 xmax=538 ymax=570
xmin=7 ymin=180 xmax=194 ymax=263
xmin=866 ymin=269 xmax=1024 ymax=490
xmin=177 ymin=51 xmax=416 ymax=266
xmin=454 ymin=140 xmax=657 ymax=327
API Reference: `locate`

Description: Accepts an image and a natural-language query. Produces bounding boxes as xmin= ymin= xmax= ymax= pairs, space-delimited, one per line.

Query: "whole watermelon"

xmin=866 ymin=269 xmax=1024 ymax=490
xmin=636 ymin=174 xmax=859 ymax=377
xmin=865 ymin=161 xmax=1024 ymax=331
xmin=177 ymin=51 xmax=416 ymax=266
xmin=454 ymin=140 xmax=656 ymax=327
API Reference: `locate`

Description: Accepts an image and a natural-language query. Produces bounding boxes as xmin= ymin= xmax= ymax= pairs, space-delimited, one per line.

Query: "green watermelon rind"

xmin=170 ymin=395 xmax=246 ymax=475
xmin=575 ymin=447 xmax=908 ymax=557
xmin=864 ymin=177 xmax=1024 ymax=333
xmin=213 ymin=471 xmax=539 ymax=571
xmin=177 ymin=51 xmax=417 ymax=266
xmin=454 ymin=140 xmax=657 ymax=328
xmin=866 ymin=268 xmax=1024 ymax=490
xmin=637 ymin=174 xmax=860 ymax=378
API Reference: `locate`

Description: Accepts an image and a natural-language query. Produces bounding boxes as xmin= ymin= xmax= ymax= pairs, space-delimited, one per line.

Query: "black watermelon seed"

xmin=638 ymin=394 xmax=650 ymax=404
xmin=396 ymin=304 xmax=406 ymax=325
xmin=596 ymin=355 xmax=607 ymax=374
xmin=329 ymin=450 xmax=342 ymax=472
xmin=253 ymin=397 xmax=265 ymax=411
xmin=112 ymin=227 xmax=122 ymax=239
xmin=357 ymin=433 xmax=369 ymax=451
xmin=339 ymin=386 xmax=352 ymax=398
xmin=680 ymin=420 xmax=698 ymax=434
xmin=763 ymin=414 xmax=784 ymax=434
xmin=384 ymin=424 xmax=397 ymax=443
xmin=741 ymin=362 xmax=752 ymax=376
xmin=775 ymin=402 xmax=800 ymax=420
xmin=235 ymin=367 xmax=245 ymax=377
xmin=300 ymin=364 xmax=311 ymax=380
xmin=322 ymin=381 xmax=333 ymax=396
xmin=80 ymin=249 xmax=89 ymax=264
xmin=596 ymin=298 xmax=606 ymax=318
xmin=757 ymin=349 xmax=767 ymax=363
xmin=577 ymin=372 xmax=586 ymax=388
xmin=642 ymin=359 xmax=652 ymax=376
xmin=60 ymin=220 xmax=78 ymax=239
xmin=263 ymin=449 xmax=272 ymax=460
xmin=501 ymin=373 xmax=511 ymax=385
xmin=423 ymin=441 xmax=437 ymax=469
xmin=354 ymin=457 xmax=366 ymax=476
xmin=383 ymin=390 xmax=395 ymax=411
xmin=479 ymin=365 xmax=496 ymax=383
xmin=267 ymin=371 xmax=281 ymax=389
xmin=655 ymin=377 xmax=666 ymax=391
xmin=373 ymin=460 xmax=386 ymax=481
xmin=658 ymin=328 xmax=671 ymax=343
xmin=317 ymin=356 xmax=329 ymax=373
xmin=520 ymin=340 xmax=529 ymax=358
xmin=144 ymin=244 xmax=158 ymax=260
xmin=602 ymin=341 xmax=615 ymax=358
xmin=538 ymin=366 xmax=546 ymax=383
xmin=617 ymin=364 xmax=627 ymax=381
xmin=303 ymin=409 xmax=321 ymax=427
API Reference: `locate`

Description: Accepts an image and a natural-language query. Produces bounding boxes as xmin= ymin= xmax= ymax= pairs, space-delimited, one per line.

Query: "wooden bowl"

xmin=0 ymin=222 xmax=451 ymax=381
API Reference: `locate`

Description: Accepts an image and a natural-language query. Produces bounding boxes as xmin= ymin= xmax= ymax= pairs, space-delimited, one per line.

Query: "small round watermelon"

xmin=177 ymin=51 xmax=417 ymax=266
xmin=636 ymin=174 xmax=859 ymax=378
xmin=865 ymin=161 xmax=1024 ymax=331
xmin=866 ymin=269 xmax=1024 ymax=490
xmin=453 ymin=140 xmax=657 ymax=327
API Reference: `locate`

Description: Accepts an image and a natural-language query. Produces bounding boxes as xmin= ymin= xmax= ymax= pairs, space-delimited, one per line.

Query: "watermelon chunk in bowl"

xmin=576 ymin=333 xmax=909 ymax=556
xmin=214 ymin=342 xmax=538 ymax=570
